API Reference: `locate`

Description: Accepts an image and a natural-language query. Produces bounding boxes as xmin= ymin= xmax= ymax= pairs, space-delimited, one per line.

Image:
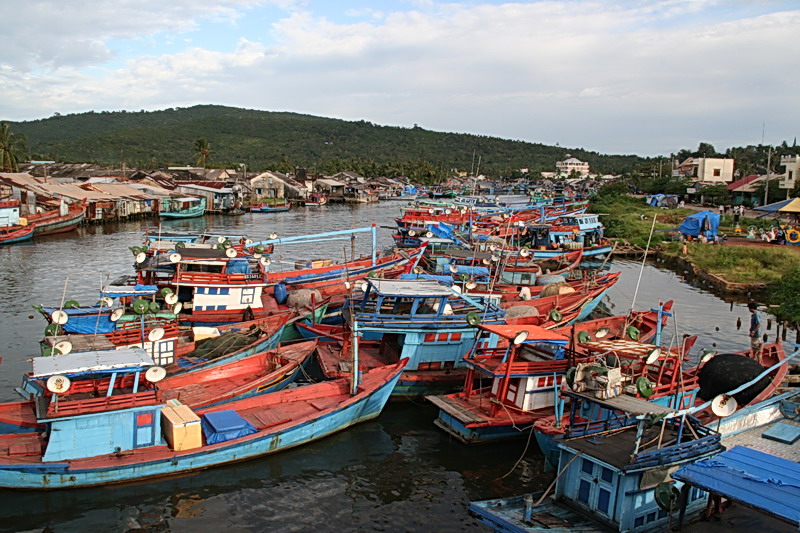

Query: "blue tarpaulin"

xmin=202 ymin=410 xmax=257 ymax=444
xmin=226 ymin=259 xmax=252 ymax=274
xmin=673 ymin=446 xmax=800 ymax=526
xmin=677 ymin=210 xmax=719 ymax=240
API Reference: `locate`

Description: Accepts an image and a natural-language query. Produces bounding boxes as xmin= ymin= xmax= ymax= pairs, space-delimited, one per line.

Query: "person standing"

xmin=748 ymin=303 xmax=762 ymax=360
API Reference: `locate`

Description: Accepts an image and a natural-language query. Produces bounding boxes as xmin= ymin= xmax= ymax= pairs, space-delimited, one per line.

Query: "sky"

xmin=1 ymin=0 xmax=798 ymax=157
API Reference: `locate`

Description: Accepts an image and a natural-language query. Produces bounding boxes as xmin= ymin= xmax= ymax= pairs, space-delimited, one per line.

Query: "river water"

xmin=0 ymin=201 xmax=785 ymax=532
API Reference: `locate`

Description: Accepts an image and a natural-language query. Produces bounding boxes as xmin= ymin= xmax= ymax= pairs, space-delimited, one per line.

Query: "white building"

xmin=674 ymin=157 xmax=735 ymax=183
xmin=779 ymin=155 xmax=799 ymax=192
xmin=555 ymin=156 xmax=590 ymax=177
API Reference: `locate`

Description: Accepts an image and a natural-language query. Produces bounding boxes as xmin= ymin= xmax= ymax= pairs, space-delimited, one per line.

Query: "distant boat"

xmin=304 ymin=194 xmax=327 ymax=206
xmin=0 ymin=224 xmax=33 ymax=245
xmin=26 ymin=201 xmax=86 ymax=235
xmin=251 ymin=202 xmax=291 ymax=213
xmin=160 ymin=197 xmax=206 ymax=219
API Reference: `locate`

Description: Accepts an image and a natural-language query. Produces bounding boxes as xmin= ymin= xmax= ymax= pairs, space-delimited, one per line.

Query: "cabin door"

xmin=133 ymin=410 xmax=157 ymax=448
xmin=573 ymin=457 xmax=617 ymax=520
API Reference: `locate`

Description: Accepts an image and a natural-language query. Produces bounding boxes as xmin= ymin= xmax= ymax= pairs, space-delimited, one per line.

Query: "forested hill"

xmin=8 ymin=105 xmax=644 ymax=178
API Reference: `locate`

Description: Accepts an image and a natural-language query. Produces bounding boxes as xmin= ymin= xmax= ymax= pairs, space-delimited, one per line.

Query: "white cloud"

xmin=0 ymin=1 xmax=798 ymax=155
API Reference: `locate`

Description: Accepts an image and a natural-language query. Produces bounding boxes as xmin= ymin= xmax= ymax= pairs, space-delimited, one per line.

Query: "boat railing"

xmin=44 ymin=389 xmax=159 ymax=419
xmin=176 ymin=271 xmax=265 ymax=285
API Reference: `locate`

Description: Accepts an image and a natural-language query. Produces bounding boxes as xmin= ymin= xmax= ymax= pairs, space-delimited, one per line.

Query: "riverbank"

xmin=593 ymin=194 xmax=800 ymax=290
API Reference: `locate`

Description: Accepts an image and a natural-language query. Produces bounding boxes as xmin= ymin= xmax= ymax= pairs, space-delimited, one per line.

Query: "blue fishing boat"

xmin=160 ymin=196 xmax=206 ymax=219
xmin=251 ymin=202 xmax=291 ymax=213
xmin=470 ymin=390 xmax=723 ymax=532
xmin=314 ymin=278 xmax=506 ymax=396
xmin=0 ymin=356 xmax=407 ymax=489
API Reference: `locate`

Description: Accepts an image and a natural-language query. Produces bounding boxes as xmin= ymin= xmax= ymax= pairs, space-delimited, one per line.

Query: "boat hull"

xmin=0 ymin=362 xmax=405 ymax=489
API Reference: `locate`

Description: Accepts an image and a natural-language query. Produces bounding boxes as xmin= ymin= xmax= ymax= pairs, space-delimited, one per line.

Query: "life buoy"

xmin=786 ymin=229 xmax=800 ymax=243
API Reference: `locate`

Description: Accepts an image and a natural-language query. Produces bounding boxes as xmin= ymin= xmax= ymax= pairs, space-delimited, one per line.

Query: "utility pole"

xmin=764 ymin=146 xmax=772 ymax=207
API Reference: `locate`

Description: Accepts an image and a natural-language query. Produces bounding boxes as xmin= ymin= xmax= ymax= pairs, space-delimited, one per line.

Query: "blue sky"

xmin=1 ymin=0 xmax=798 ymax=157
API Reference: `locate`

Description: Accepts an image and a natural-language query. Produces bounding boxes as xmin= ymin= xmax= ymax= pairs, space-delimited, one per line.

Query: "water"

xmin=0 ymin=201 xmax=784 ymax=532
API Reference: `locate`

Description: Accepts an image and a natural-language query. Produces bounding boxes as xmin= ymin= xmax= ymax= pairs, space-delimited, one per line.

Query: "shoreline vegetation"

xmin=592 ymin=192 xmax=800 ymax=290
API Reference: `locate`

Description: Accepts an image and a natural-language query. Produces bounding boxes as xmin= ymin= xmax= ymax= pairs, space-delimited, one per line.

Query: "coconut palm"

xmin=0 ymin=122 xmax=28 ymax=172
xmin=194 ymin=137 xmax=212 ymax=168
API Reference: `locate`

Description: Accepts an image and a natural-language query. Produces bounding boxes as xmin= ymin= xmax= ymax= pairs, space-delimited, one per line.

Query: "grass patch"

xmin=659 ymin=242 xmax=800 ymax=285
xmin=590 ymin=194 xmax=694 ymax=247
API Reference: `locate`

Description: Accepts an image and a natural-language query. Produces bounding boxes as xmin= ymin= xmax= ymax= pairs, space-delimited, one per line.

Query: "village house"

xmin=674 ymin=157 xmax=735 ymax=184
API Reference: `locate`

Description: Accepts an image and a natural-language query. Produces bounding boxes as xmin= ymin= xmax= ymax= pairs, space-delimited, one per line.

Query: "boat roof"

xmin=673 ymin=446 xmax=800 ymax=526
xmin=479 ymin=324 xmax=569 ymax=344
xmin=565 ymin=390 xmax=676 ymax=416
xmin=102 ymin=284 xmax=159 ymax=298
xmin=368 ymin=279 xmax=453 ymax=297
xmin=31 ymin=347 xmax=155 ymax=378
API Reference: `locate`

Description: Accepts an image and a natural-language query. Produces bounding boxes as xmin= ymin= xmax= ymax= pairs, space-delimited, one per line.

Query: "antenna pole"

xmin=630 ymin=214 xmax=657 ymax=314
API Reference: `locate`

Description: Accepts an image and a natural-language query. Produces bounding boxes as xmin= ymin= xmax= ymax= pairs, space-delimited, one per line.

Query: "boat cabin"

xmin=352 ymin=279 xmax=505 ymax=372
xmin=553 ymin=391 xmax=720 ymax=531
xmin=462 ymin=324 xmax=573 ymax=416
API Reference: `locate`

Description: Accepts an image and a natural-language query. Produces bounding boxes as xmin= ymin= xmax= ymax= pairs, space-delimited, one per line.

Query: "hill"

xmin=8 ymin=105 xmax=645 ymax=179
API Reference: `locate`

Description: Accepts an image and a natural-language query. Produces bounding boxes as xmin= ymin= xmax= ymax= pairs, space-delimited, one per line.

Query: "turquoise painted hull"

xmin=0 ymin=364 xmax=404 ymax=489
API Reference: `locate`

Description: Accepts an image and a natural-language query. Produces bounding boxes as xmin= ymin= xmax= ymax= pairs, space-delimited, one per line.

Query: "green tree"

xmin=0 ymin=122 xmax=28 ymax=172
xmin=194 ymin=137 xmax=211 ymax=168
xmin=771 ymin=266 xmax=800 ymax=343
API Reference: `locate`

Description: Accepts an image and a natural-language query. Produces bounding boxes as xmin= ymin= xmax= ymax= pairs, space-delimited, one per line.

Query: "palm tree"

xmin=194 ymin=137 xmax=212 ymax=168
xmin=0 ymin=122 xmax=29 ymax=172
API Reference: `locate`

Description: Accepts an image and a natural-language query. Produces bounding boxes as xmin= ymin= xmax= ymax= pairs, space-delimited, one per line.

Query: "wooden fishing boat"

xmin=160 ymin=197 xmax=206 ymax=219
xmin=304 ymin=193 xmax=327 ymax=206
xmin=0 ymin=341 xmax=318 ymax=434
xmin=36 ymin=295 xmax=295 ymax=369
xmin=470 ymin=393 xmax=723 ymax=532
xmin=0 ymin=359 xmax=406 ymax=489
xmin=251 ymin=202 xmax=291 ymax=213
xmin=533 ymin=340 xmax=788 ymax=468
xmin=426 ymin=304 xmax=675 ymax=445
xmin=314 ymin=278 xmax=506 ymax=396
xmin=0 ymin=224 xmax=33 ymax=244
xmin=26 ymin=202 xmax=86 ymax=236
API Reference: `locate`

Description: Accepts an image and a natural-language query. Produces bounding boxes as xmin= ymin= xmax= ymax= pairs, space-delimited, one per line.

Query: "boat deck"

xmin=470 ymin=494 xmax=604 ymax=532
xmin=721 ymin=417 xmax=800 ymax=461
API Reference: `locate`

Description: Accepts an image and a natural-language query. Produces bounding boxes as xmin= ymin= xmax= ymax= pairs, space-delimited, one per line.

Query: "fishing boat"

xmin=26 ymin=201 xmax=86 ymax=236
xmin=0 ymin=358 xmax=407 ymax=489
xmin=304 ymin=193 xmax=327 ymax=206
xmin=251 ymin=202 xmax=291 ymax=213
xmin=533 ymin=339 xmax=788 ymax=469
xmin=0 ymin=199 xmax=35 ymax=244
xmin=426 ymin=303 xmax=672 ymax=445
xmin=314 ymin=278 xmax=506 ymax=396
xmin=0 ymin=224 xmax=33 ymax=244
xmin=469 ymin=392 xmax=723 ymax=532
xmin=0 ymin=341 xmax=318 ymax=434
xmin=160 ymin=197 xmax=206 ymax=219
